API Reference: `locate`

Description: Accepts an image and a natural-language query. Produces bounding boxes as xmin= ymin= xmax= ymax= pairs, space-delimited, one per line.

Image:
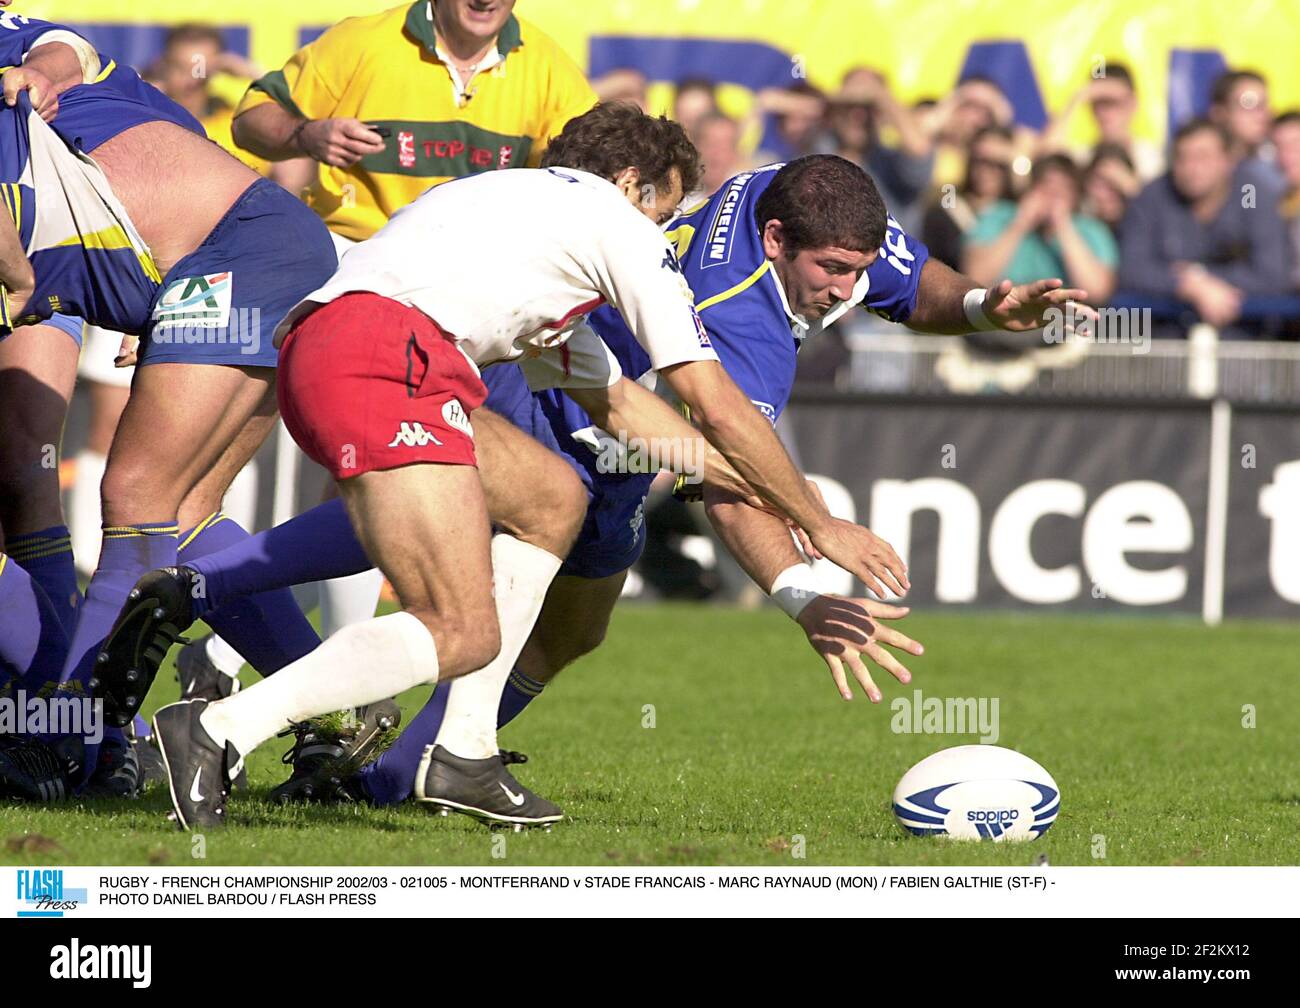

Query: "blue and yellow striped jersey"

xmin=0 ymin=94 xmax=159 ymax=335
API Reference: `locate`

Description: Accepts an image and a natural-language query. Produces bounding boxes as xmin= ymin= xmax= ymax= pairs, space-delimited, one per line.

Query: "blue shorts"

xmin=482 ymin=364 xmax=652 ymax=581
xmin=46 ymin=313 xmax=84 ymax=345
xmin=139 ymin=179 xmax=337 ymax=368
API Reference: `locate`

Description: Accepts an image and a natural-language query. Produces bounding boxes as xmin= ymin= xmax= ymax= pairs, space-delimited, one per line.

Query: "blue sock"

xmin=6 ymin=526 xmax=80 ymax=637
xmin=186 ymin=498 xmax=371 ymax=618
xmin=499 ymin=668 xmax=546 ymax=728
xmin=357 ymin=668 xmax=546 ymax=806
xmin=178 ymin=512 xmax=321 ymax=674
xmin=0 ymin=554 xmax=69 ymax=699
xmin=59 ymin=522 xmax=178 ymax=780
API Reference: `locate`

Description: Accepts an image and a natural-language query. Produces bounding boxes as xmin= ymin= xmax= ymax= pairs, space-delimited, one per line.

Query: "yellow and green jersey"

xmin=236 ymin=1 xmax=596 ymax=240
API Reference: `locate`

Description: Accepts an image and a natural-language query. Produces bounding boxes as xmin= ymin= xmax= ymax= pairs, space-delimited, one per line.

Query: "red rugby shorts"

xmin=277 ymin=292 xmax=487 ymax=479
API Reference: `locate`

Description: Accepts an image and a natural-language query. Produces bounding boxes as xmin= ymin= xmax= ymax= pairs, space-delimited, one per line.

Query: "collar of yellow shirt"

xmin=405 ymin=0 xmax=525 ymax=63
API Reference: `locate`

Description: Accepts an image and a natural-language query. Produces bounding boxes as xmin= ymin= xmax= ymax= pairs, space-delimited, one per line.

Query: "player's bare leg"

xmin=0 ymin=323 xmax=78 ymax=538
xmin=152 ymin=462 xmax=499 ymax=829
xmin=516 ymin=570 xmax=628 ymax=685
xmin=413 ymin=409 xmax=585 ymax=826
xmin=0 ymin=324 xmax=80 ymax=696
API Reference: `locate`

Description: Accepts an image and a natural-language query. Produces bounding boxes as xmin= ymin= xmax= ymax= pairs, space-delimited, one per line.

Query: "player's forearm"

xmin=660 ymin=360 xmax=829 ymax=534
xmin=24 ymin=37 xmax=99 ymax=92
xmin=704 ymin=485 xmax=804 ymax=593
xmin=232 ymin=102 xmax=308 ymax=161
xmin=905 ymin=257 xmax=984 ymax=333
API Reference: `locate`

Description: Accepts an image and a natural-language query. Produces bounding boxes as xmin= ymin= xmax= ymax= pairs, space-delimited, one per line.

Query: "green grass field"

xmin=2 ymin=604 xmax=1298 ymax=866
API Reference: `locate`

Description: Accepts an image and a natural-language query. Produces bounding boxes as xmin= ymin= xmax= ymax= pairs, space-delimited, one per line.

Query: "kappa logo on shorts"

xmin=387 ymin=422 xmax=444 ymax=448
xmin=152 ymin=273 xmax=234 ymax=330
xmin=442 ymin=399 xmax=473 ymax=438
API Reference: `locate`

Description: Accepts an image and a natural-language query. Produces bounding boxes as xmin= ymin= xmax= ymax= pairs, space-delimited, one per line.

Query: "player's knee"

xmin=99 ymin=458 xmax=180 ymax=524
xmin=539 ymin=464 xmax=587 ymax=554
xmin=416 ymin=603 xmax=502 ymax=677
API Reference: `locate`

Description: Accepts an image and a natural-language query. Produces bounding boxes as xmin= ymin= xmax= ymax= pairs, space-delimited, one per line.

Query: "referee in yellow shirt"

xmin=228 ymin=0 xmax=597 ymax=647
xmin=232 ymin=0 xmax=596 ymax=243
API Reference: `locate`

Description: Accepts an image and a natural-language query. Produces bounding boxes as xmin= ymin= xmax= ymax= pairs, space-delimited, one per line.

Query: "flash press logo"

xmin=49 ymin=939 xmax=151 ymax=988
xmin=16 ymin=869 xmax=86 ymax=918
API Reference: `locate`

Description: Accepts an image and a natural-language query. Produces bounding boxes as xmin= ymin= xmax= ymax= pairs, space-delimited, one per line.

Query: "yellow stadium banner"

xmin=22 ymin=0 xmax=1300 ymax=148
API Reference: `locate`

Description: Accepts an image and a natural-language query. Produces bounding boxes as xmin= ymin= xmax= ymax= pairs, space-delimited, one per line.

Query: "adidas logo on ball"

xmin=892 ymin=745 xmax=1060 ymax=842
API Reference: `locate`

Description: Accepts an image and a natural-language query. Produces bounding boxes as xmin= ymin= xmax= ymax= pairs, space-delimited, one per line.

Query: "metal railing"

xmin=840 ymin=321 xmax=1300 ymax=404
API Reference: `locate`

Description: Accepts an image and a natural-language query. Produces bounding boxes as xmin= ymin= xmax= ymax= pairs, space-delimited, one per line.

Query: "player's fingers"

xmin=857 ymin=568 xmax=887 ymax=599
xmin=2 ymin=73 xmax=18 ymax=106
xmin=791 ymin=522 xmax=822 ymax=560
xmin=865 ymin=639 xmax=913 ymax=685
xmin=845 ymin=652 xmax=882 ymax=703
xmin=825 ymin=654 xmax=852 ymax=701
xmin=862 ymin=601 xmax=910 ymax=619
xmin=1019 ymin=277 xmax=1064 ymax=298
xmin=874 ymin=551 xmax=909 ymax=595
xmin=871 ymin=623 xmax=924 ymax=656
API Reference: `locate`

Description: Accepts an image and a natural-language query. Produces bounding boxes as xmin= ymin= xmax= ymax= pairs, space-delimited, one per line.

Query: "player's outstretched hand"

xmin=298 ymin=118 xmax=387 ymax=167
xmin=4 ymin=67 xmax=58 ymax=121
xmin=807 ymin=518 xmax=908 ymax=599
xmin=983 ymin=277 xmax=1098 ymax=332
xmin=797 ymin=596 xmax=923 ymax=702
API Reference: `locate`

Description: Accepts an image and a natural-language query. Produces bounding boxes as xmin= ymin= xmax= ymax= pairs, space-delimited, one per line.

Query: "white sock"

xmin=203 ymin=634 xmax=245 ymax=680
xmin=198 ymin=611 xmax=437 ymax=757
xmin=436 ymin=535 xmax=562 ymax=760
xmin=317 ymin=567 xmax=385 ymax=637
xmin=69 ymin=450 xmax=107 ymax=577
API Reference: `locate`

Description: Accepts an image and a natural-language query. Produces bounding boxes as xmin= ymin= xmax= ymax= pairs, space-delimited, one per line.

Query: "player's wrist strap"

xmin=963 ymin=287 xmax=998 ymax=331
xmin=770 ymin=563 xmax=821 ymax=620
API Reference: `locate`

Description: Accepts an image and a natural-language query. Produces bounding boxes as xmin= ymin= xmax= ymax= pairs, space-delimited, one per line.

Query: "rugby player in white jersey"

xmin=143 ymin=104 xmax=909 ymax=829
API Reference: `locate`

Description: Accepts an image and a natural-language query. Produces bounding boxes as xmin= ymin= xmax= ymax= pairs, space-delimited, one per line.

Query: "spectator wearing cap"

xmin=964 ymin=152 xmax=1116 ymax=304
xmin=1120 ymin=118 xmax=1292 ymax=338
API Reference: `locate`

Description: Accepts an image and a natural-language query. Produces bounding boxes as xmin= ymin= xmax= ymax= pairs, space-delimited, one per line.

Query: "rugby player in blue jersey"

xmin=0 ymin=12 xmax=336 ymax=800
xmin=93 ymin=136 xmax=1086 ymax=808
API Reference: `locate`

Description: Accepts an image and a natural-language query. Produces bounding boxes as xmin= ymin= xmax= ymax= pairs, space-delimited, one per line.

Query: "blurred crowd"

xmin=598 ymin=63 xmax=1300 ymax=340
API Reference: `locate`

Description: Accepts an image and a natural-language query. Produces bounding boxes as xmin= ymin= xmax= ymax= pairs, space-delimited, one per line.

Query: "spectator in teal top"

xmin=963 ymin=153 xmax=1117 ymax=304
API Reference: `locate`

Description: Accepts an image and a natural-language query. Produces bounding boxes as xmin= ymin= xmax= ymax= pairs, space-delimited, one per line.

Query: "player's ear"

xmin=612 ymin=166 xmax=642 ymax=202
xmin=761 ymin=219 xmax=786 ymax=260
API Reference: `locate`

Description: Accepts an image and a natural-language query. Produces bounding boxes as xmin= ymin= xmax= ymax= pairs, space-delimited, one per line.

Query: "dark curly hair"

xmin=540 ymin=101 xmax=703 ymax=198
xmin=754 ymin=154 xmax=887 ymax=255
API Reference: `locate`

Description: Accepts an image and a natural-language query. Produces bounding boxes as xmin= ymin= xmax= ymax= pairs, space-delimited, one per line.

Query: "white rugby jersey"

xmin=275 ymin=167 xmax=718 ymax=390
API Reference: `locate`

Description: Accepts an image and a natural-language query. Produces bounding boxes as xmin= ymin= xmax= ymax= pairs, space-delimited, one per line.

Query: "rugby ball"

xmin=892 ymin=745 xmax=1059 ymax=841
